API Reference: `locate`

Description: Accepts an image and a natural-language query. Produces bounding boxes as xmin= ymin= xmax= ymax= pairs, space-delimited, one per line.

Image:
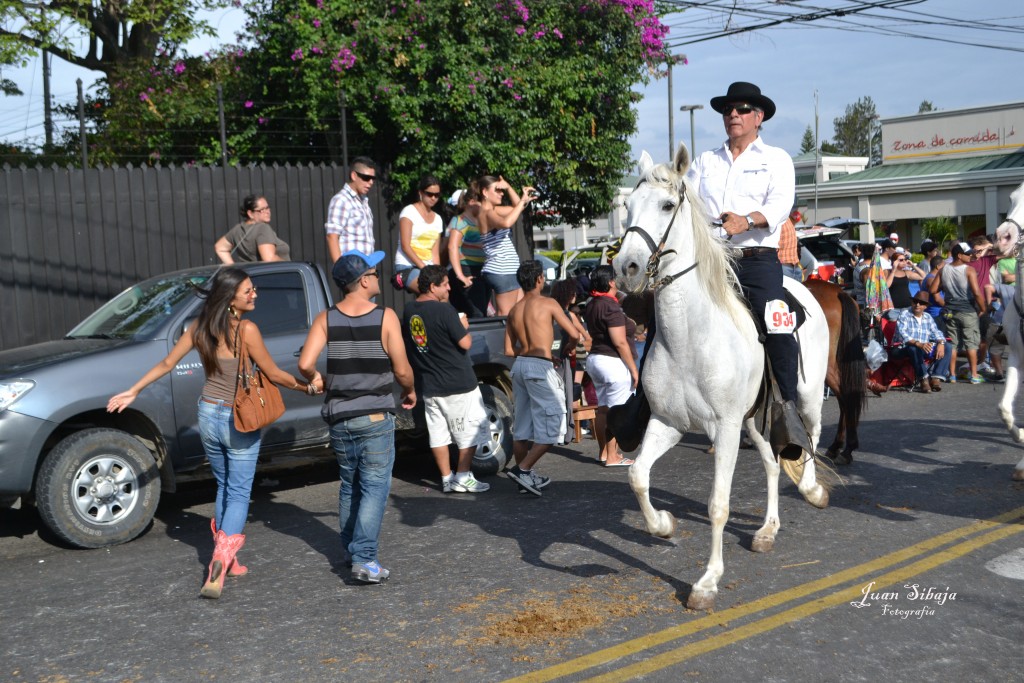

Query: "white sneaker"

xmin=450 ymin=475 xmax=490 ymax=493
xmin=977 ymin=361 xmax=992 ymax=373
xmin=441 ymin=477 xmax=454 ymax=493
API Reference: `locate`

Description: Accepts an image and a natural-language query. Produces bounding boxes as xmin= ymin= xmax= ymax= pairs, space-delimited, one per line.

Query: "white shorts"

xmin=511 ymin=356 xmax=566 ymax=444
xmin=586 ymin=353 xmax=632 ymax=407
xmin=424 ymin=387 xmax=490 ymax=450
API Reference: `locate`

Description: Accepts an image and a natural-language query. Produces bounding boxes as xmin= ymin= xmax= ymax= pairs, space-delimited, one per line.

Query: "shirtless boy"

xmin=504 ymin=260 xmax=581 ymax=496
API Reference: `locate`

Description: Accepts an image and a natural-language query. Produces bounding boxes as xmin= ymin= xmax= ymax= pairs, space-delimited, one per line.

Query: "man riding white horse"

xmin=685 ymin=81 xmax=812 ymax=459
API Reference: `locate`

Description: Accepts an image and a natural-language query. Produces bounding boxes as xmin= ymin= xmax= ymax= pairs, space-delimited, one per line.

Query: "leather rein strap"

xmin=621 ymin=181 xmax=698 ymax=290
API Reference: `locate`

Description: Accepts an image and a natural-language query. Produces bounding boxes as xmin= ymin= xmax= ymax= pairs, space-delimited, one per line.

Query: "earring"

xmin=229 ymin=305 xmax=238 ymax=318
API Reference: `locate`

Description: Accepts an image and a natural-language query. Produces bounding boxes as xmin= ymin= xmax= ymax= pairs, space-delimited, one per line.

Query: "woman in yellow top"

xmin=394 ymin=175 xmax=443 ymax=294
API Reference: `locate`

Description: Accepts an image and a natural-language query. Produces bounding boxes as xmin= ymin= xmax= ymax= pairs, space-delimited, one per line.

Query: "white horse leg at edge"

xmin=995 ymin=180 xmax=1024 ymax=481
xmin=617 ymin=146 xmax=831 ymax=611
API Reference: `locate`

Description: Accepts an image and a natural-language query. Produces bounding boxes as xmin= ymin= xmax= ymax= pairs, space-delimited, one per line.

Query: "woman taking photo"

xmin=395 ymin=175 xmax=444 ymax=294
xmin=108 ymin=267 xmax=320 ymax=599
xmin=474 ymin=174 xmax=536 ymax=316
xmin=214 ymin=195 xmax=290 ymax=263
xmin=886 ymin=250 xmax=925 ymax=314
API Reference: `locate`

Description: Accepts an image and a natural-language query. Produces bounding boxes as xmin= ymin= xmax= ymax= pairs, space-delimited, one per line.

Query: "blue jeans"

xmin=197 ymin=399 xmax=260 ymax=536
xmin=781 ymin=263 xmax=803 ymax=282
xmin=330 ymin=412 xmax=396 ymax=565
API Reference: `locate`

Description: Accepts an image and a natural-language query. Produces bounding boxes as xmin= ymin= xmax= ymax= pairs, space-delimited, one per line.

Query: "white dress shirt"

xmin=685 ymin=136 xmax=796 ymax=249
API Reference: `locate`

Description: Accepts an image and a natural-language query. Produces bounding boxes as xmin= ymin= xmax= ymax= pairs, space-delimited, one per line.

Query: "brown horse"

xmin=803 ymin=279 xmax=867 ymax=465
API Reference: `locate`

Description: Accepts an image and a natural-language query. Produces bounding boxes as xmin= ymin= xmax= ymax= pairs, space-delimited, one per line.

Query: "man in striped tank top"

xmin=299 ymin=250 xmax=416 ymax=583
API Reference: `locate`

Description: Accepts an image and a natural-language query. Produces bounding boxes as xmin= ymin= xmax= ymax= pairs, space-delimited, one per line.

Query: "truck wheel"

xmin=473 ymin=384 xmax=514 ymax=477
xmin=36 ymin=429 xmax=161 ymax=549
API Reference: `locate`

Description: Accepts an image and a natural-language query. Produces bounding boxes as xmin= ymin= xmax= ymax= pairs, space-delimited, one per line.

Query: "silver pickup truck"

xmin=0 ymin=262 xmax=513 ymax=548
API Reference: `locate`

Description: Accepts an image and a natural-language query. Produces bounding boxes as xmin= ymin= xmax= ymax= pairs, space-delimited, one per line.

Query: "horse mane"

xmin=642 ymin=162 xmax=748 ymax=329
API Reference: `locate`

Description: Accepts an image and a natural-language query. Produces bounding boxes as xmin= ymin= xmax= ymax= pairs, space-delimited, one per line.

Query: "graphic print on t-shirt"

xmin=409 ymin=315 xmax=429 ymax=352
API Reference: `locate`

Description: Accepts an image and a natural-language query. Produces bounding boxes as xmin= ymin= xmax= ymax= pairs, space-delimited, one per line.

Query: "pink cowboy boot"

xmin=211 ymin=519 xmax=248 ymax=577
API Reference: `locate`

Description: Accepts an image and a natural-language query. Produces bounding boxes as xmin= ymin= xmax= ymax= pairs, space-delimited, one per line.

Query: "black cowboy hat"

xmin=710 ymin=82 xmax=776 ymax=121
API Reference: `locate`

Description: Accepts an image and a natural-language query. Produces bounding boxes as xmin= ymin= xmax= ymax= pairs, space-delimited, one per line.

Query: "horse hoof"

xmin=652 ymin=511 xmax=676 ymax=539
xmin=686 ymin=590 xmax=716 ymax=611
xmin=827 ymin=450 xmax=852 ymax=466
xmin=804 ymin=486 xmax=829 ymax=509
xmin=1013 ymin=468 xmax=1024 ymax=481
xmin=751 ymin=535 xmax=775 ymax=553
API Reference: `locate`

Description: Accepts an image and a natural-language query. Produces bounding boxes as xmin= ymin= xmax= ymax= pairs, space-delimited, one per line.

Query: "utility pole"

xmin=679 ymin=104 xmax=703 ymax=157
xmin=665 ymin=53 xmax=687 ymax=159
xmin=42 ymin=49 xmax=52 ymax=148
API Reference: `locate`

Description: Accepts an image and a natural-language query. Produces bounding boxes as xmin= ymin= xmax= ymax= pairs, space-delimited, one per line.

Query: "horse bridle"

xmin=621 ymin=181 xmax=699 ymax=290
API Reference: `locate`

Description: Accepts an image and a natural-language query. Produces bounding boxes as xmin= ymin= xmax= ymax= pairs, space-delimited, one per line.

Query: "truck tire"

xmin=36 ymin=429 xmax=161 ymax=549
xmin=473 ymin=384 xmax=513 ymax=477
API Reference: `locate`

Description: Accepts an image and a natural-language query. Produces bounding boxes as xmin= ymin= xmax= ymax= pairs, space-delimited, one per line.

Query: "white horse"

xmin=615 ymin=148 xmax=830 ymax=610
xmin=995 ymin=180 xmax=1024 ymax=481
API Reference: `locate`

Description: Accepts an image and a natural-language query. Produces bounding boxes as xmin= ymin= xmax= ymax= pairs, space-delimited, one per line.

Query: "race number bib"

xmin=764 ymin=300 xmax=796 ymax=335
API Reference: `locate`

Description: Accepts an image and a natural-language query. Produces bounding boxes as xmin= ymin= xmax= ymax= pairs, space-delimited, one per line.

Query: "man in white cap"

xmin=889 ymin=232 xmax=900 ymax=246
xmin=929 ymin=242 xmax=986 ymax=384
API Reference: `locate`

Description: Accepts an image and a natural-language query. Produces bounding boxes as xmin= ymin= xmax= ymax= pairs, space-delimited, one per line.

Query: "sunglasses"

xmin=253 ymin=205 xmax=270 ymax=212
xmin=422 ymin=191 xmax=440 ymax=198
xmin=363 ymin=270 xmax=380 ymax=279
xmin=355 ymin=171 xmax=376 ymax=182
xmin=722 ymin=104 xmax=757 ymax=116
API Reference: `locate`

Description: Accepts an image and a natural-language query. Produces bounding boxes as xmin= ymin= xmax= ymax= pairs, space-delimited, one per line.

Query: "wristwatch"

xmin=745 ymin=214 xmax=755 ymax=230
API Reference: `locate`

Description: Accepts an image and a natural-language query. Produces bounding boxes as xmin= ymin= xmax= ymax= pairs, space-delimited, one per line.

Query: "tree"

xmin=799 ymin=125 xmax=815 ymax=154
xmin=922 ymin=216 xmax=958 ymax=252
xmin=918 ymin=100 xmax=935 ymax=113
xmin=0 ymin=0 xmax=228 ymax=75
xmin=233 ymin=0 xmax=669 ymax=225
xmin=830 ymin=95 xmax=881 ymax=165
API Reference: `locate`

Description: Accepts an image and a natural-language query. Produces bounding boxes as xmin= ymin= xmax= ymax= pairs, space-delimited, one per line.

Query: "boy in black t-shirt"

xmin=401 ymin=265 xmax=491 ymax=493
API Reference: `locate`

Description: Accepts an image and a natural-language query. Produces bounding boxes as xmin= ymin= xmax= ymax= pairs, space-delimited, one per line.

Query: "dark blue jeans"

xmin=735 ymin=250 xmax=799 ymax=402
xmin=329 ymin=412 xmax=396 ymax=566
xmin=890 ymin=344 xmax=929 ymax=381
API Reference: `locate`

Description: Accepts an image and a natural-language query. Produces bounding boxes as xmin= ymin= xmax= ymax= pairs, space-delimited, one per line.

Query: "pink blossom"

xmin=553 ymin=28 xmax=563 ymax=39
xmin=515 ymin=26 xmax=525 ymax=36
xmin=313 ymin=19 xmax=321 ymax=27
xmin=139 ymin=92 xmax=149 ymax=102
xmin=173 ymin=62 xmax=185 ymax=75
xmin=291 ymin=48 xmax=304 ymax=61
xmin=244 ymin=100 xmax=254 ymax=108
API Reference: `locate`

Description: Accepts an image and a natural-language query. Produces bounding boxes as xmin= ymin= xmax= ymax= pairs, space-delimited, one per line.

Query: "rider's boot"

xmin=769 ymin=399 xmax=814 ymax=461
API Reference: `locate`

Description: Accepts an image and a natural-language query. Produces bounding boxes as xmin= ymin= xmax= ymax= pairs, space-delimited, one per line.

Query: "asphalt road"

xmin=2 ymin=380 xmax=1023 ymax=683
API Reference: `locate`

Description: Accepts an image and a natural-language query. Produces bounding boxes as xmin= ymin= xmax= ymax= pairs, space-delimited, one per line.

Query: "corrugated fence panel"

xmin=0 ymin=163 xmax=507 ymax=349
xmin=1 ymin=162 xmax=360 ymax=349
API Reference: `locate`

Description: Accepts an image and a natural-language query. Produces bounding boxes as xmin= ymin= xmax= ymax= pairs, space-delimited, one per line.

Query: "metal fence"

xmin=0 ymin=163 xmax=423 ymax=350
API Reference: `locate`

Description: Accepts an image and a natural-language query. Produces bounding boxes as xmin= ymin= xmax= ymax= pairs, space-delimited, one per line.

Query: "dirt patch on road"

xmin=463 ymin=572 xmax=679 ymax=649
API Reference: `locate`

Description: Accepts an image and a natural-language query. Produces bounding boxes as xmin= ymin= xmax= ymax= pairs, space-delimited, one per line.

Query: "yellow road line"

xmin=586 ymin=521 xmax=1024 ymax=682
xmin=505 ymin=507 xmax=1024 ymax=683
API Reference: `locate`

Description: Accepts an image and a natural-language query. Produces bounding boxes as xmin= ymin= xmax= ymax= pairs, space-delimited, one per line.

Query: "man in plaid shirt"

xmin=891 ymin=290 xmax=947 ymax=393
xmin=326 ymin=156 xmax=378 ymax=264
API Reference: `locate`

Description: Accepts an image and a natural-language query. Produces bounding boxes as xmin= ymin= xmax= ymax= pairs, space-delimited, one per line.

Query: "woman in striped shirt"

xmin=474 ymin=175 xmax=537 ymax=316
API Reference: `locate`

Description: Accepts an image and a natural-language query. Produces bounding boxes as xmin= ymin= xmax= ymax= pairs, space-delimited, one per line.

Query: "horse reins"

xmin=622 ymin=181 xmax=699 ymax=290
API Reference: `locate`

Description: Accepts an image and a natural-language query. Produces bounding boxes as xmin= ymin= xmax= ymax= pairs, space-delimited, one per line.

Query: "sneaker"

xmin=969 ymin=375 xmax=986 ymax=385
xmin=977 ymin=361 xmax=993 ymax=373
xmin=351 ymin=561 xmax=390 ymax=584
xmin=442 ymin=477 xmax=454 ymax=493
xmin=450 ymin=475 xmax=490 ymax=493
xmin=516 ymin=472 xmax=551 ymax=493
xmin=948 ymin=377 xmax=957 ymax=384
xmin=506 ymin=466 xmax=544 ymax=496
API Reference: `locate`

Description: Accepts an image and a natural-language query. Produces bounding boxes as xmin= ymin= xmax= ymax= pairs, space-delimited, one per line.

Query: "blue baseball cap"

xmin=332 ymin=249 xmax=386 ymax=288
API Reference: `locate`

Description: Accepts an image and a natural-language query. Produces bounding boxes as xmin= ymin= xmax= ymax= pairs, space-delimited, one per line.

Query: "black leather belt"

xmin=735 ymin=246 xmax=776 ymax=259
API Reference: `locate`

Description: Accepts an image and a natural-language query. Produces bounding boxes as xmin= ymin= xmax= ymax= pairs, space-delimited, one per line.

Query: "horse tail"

xmin=781 ymin=454 xmax=839 ymax=492
xmin=836 ymin=291 xmax=867 ymax=424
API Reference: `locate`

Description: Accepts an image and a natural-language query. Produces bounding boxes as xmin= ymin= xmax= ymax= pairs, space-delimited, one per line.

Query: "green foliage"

xmin=236 ymin=0 xmax=668 ymax=225
xmin=922 ymin=216 xmax=958 ymax=251
xmin=830 ymin=95 xmax=880 ymax=165
xmin=799 ymin=125 xmax=815 ymax=154
xmin=0 ymin=0 xmax=229 ymax=74
xmin=918 ymin=100 xmax=935 ymax=113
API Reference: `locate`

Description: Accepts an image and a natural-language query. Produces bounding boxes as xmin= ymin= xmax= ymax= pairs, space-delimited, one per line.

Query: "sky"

xmin=3 ymin=1 xmax=1024 ymax=167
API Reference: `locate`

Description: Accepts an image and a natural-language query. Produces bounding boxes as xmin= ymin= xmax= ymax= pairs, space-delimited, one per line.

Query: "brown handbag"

xmin=232 ymin=323 xmax=285 ymax=432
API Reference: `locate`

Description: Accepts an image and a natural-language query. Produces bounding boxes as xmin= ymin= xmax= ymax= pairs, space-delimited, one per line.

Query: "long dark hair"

xmin=240 ymin=195 xmax=264 ymax=220
xmin=192 ymin=267 xmax=249 ymax=375
xmin=550 ymin=279 xmax=577 ymax=309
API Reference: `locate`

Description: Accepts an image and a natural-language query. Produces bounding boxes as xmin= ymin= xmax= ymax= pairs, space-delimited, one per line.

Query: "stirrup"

xmin=769 ymin=400 xmax=813 ymax=461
